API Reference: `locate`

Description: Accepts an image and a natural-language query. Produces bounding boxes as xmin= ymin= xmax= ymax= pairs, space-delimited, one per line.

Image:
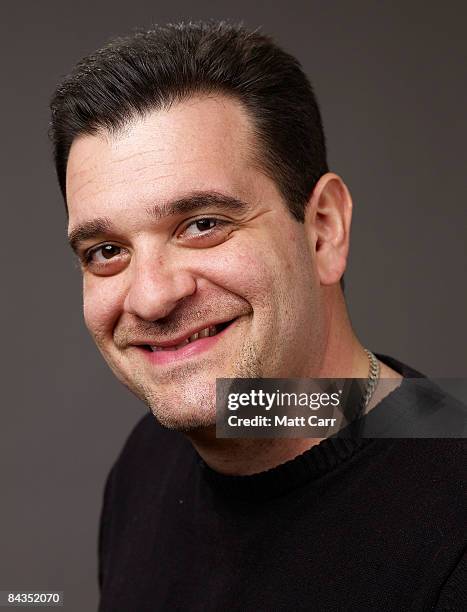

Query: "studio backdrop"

xmin=1 ymin=1 xmax=465 ymax=610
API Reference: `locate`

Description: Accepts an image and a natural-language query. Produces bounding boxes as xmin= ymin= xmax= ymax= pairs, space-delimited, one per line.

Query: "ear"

xmin=305 ymin=173 xmax=353 ymax=286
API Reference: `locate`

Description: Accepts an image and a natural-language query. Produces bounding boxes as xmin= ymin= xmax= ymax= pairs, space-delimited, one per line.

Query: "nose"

xmin=123 ymin=252 xmax=197 ymax=321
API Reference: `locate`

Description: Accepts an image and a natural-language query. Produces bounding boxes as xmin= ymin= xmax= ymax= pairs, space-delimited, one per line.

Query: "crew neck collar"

xmin=199 ymin=354 xmax=423 ymax=501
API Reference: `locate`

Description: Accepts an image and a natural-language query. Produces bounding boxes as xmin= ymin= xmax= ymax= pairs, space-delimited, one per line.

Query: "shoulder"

xmin=387 ymin=438 xmax=466 ymax=489
xmin=99 ymin=413 xmax=197 ymax=519
xmin=110 ymin=412 xmax=194 ymax=482
xmin=116 ymin=411 xmax=177 ymax=458
xmin=98 ymin=413 xmax=196 ymax=555
xmin=370 ymin=353 xmax=467 ymax=438
xmin=98 ymin=413 xmax=193 ymax=588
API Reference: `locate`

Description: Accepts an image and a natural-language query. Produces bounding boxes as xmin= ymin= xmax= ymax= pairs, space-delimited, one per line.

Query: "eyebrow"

xmin=67 ymin=191 xmax=252 ymax=254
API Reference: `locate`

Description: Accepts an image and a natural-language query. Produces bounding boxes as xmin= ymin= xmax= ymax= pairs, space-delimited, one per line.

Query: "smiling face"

xmin=66 ymin=95 xmax=327 ymax=432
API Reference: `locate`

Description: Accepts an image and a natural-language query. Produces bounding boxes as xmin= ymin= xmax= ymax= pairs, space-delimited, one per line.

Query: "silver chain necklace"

xmin=361 ymin=348 xmax=380 ymax=411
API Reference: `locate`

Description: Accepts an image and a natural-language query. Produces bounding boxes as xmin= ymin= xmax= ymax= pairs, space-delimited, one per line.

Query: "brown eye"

xmin=100 ymin=245 xmax=121 ymax=259
xmin=85 ymin=244 xmax=123 ymax=265
xmin=178 ymin=217 xmax=231 ymax=247
xmin=82 ymin=243 xmax=129 ymax=276
xmin=183 ymin=218 xmax=219 ymax=238
xmin=195 ymin=219 xmax=216 ymax=231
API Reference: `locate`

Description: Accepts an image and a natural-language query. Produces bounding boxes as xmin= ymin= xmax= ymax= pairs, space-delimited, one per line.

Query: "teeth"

xmin=149 ymin=325 xmax=221 ymax=352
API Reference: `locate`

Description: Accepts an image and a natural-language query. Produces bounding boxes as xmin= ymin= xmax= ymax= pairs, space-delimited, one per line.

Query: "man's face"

xmin=66 ymin=95 xmax=326 ymax=432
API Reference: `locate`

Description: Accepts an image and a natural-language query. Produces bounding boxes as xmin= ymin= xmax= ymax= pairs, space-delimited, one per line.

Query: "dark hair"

xmin=49 ymin=20 xmax=329 ymax=222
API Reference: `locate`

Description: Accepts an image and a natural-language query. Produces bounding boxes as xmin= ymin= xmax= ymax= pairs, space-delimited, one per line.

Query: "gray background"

xmin=1 ymin=0 xmax=466 ymax=610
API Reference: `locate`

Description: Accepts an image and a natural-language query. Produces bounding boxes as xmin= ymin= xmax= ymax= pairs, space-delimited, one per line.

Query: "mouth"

xmin=141 ymin=319 xmax=235 ymax=352
xmin=135 ymin=318 xmax=238 ymax=365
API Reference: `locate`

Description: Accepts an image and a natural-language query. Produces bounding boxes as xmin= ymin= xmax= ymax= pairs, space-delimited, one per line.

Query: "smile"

xmin=138 ymin=319 xmax=237 ymax=365
xmin=147 ymin=321 xmax=232 ymax=352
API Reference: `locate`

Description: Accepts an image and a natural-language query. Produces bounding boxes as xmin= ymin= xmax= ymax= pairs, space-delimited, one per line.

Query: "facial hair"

xmin=128 ymin=333 xmax=264 ymax=432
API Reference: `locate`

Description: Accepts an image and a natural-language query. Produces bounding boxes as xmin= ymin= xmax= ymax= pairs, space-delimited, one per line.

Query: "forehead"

xmin=66 ymin=95 xmax=261 ymax=222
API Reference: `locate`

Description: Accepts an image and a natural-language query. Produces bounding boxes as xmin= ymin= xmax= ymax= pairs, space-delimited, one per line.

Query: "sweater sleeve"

xmin=434 ymin=546 xmax=467 ymax=611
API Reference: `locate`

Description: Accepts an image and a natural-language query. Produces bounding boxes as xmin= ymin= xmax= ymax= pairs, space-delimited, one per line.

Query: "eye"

xmin=178 ymin=217 xmax=232 ymax=247
xmin=183 ymin=218 xmax=218 ymax=236
xmin=87 ymin=244 xmax=122 ymax=263
xmin=82 ymin=243 xmax=130 ymax=276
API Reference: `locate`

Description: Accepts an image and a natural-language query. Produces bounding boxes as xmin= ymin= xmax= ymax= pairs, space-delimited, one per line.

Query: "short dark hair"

xmin=49 ymin=20 xmax=329 ymax=222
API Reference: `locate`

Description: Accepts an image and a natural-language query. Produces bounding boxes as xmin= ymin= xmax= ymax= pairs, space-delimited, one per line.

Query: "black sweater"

xmin=98 ymin=356 xmax=466 ymax=611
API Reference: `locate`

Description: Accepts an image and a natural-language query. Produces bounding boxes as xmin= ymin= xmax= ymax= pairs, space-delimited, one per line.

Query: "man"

xmin=50 ymin=22 xmax=465 ymax=611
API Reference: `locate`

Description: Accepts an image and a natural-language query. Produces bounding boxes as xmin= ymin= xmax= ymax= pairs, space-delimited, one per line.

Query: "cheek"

xmin=194 ymin=244 xmax=277 ymax=305
xmin=82 ymin=276 xmax=124 ymax=342
xmin=190 ymin=236 xmax=312 ymax=327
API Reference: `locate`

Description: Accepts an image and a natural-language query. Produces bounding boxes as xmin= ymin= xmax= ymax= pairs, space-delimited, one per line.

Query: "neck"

xmin=188 ymin=286 xmax=401 ymax=476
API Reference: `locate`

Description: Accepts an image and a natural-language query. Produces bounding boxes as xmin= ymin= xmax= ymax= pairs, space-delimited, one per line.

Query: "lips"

xmin=142 ymin=320 xmax=234 ymax=352
xmin=136 ymin=318 xmax=238 ymax=366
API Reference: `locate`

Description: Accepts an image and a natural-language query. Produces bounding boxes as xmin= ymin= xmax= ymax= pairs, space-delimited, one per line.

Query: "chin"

xmin=149 ymin=403 xmax=217 ymax=433
xmin=144 ymin=383 xmax=218 ymax=432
